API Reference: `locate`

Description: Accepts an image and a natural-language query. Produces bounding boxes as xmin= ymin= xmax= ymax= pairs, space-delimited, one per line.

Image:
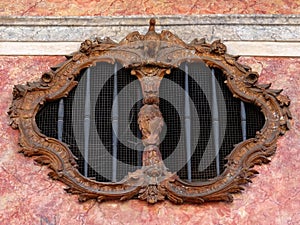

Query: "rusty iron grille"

xmin=36 ymin=62 xmax=265 ymax=182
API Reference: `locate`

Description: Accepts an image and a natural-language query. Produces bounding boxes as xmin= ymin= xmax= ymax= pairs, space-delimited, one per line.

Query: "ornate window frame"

xmin=9 ymin=19 xmax=291 ymax=204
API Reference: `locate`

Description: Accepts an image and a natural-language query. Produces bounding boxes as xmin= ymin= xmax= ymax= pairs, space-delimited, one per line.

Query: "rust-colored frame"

xmin=9 ymin=19 xmax=291 ymax=204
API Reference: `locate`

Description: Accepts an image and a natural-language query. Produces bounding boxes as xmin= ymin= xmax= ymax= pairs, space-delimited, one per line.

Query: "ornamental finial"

xmin=148 ymin=18 xmax=156 ymax=32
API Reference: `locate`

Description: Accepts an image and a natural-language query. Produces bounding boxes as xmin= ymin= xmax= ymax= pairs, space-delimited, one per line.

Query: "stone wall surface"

xmin=0 ymin=1 xmax=300 ymax=225
xmin=2 ymin=15 xmax=300 ymax=43
xmin=1 ymin=15 xmax=300 ymax=57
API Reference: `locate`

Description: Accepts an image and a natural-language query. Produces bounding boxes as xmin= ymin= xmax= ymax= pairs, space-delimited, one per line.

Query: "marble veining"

xmin=0 ymin=56 xmax=299 ymax=224
xmin=0 ymin=0 xmax=299 ymax=16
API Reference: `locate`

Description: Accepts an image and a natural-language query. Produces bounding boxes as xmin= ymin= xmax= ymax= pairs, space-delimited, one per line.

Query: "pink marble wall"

xmin=1 ymin=1 xmax=300 ymax=224
xmin=1 ymin=0 xmax=299 ymax=16
xmin=0 ymin=56 xmax=299 ymax=225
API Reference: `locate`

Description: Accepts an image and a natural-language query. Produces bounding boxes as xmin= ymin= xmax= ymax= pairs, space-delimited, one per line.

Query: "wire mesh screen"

xmin=82 ymin=62 xmax=142 ymax=182
xmin=62 ymin=70 xmax=86 ymax=178
xmin=188 ymin=62 xmax=217 ymax=180
xmin=159 ymin=71 xmax=187 ymax=179
xmin=244 ymin=102 xmax=265 ymax=139
xmin=35 ymin=61 xmax=265 ymax=183
xmin=159 ymin=62 xmax=265 ymax=182
xmin=36 ymin=62 xmax=142 ymax=182
xmin=113 ymin=65 xmax=142 ymax=180
xmin=214 ymin=67 xmax=244 ymax=178
xmin=160 ymin=62 xmax=216 ymax=181
xmin=35 ymin=100 xmax=59 ymax=138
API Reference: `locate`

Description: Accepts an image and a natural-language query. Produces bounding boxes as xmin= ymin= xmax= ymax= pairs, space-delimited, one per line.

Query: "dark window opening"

xmin=36 ymin=61 xmax=265 ymax=183
xmin=159 ymin=62 xmax=265 ymax=182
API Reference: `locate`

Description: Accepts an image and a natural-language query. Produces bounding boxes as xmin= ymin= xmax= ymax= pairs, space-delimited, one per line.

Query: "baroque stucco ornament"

xmin=9 ymin=19 xmax=291 ymax=204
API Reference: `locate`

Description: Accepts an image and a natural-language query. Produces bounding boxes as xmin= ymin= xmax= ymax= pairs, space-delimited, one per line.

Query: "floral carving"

xmin=80 ymin=39 xmax=93 ymax=54
xmin=210 ymin=40 xmax=227 ymax=55
xmin=138 ymin=184 xmax=166 ymax=204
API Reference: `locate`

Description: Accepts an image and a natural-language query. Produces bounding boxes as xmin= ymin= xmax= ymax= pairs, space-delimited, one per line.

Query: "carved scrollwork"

xmin=9 ymin=19 xmax=291 ymax=204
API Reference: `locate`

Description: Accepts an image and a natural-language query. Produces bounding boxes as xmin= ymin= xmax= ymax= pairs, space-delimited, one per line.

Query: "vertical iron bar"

xmin=137 ymin=88 xmax=143 ymax=167
xmin=57 ymin=99 xmax=64 ymax=141
xmin=241 ymin=101 xmax=247 ymax=141
xmin=84 ymin=68 xmax=91 ymax=177
xmin=112 ymin=63 xmax=119 ymax=182
xmin=184 ymin=63 xmax=192 ymax=182
xmin=211 ymin=68 xmax=220 ymax=176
